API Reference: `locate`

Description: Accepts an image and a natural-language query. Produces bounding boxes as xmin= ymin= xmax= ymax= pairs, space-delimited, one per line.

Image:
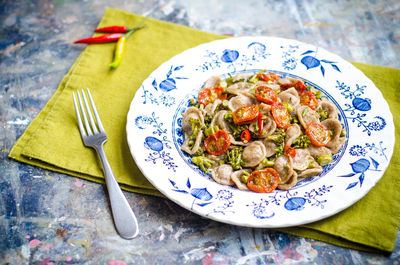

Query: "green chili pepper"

xmin=109 ymin=36 xmax=126 ymax=69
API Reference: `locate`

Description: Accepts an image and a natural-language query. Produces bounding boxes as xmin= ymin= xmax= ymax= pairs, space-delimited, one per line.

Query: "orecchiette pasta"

xmin=181 ymin=71 xmax=347 ymax=193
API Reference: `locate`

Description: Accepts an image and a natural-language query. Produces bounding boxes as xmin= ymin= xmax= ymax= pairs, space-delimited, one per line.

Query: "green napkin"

xmin=9 ymin=8 xmax=400 ymax=253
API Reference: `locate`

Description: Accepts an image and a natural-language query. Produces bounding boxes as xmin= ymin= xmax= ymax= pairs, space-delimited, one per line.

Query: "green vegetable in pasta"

xmin=292 ymin=134 xmax=311 ymax=148
xmin=240 ymin=171 xmax=251 ymax=183
xmin=204 ymin=125 xmax=220 ymax=137
xmin=317 ymin=154 xmax=333 ymax=166
xmin=267 ymin=128 xmax=286 ymax=146
xmin=204 ymin=114 xmax=213 ymax=125
xmin=282 ymin=102 xmax=294 ymax=113
xmin=309 ymin=86 xmax=322 ymax=99
xmin=260 ymin=158 xmax=275 ymax=168
xmin=225 ymin=147 xmax=244 ymax=170
xmin=316 ymin=108 xmax=328 ymax=121
xmin=248 ymin=73 xmax=259 ymax=83
xmin=275 ymin=144 xmax=284 ymax=157
xmin=267 ymin=129 xmax=286 ymax=157
xmin=223 ymin=76 xmax=233 ymax=87
xmin=189 ymin=118 xmax=202 ymax=133
xmin=188 ymin=118 xmax=202 ymax=148
xmin=191 ymin=156 xmax=214 ymax=173
xmin=224 ymin=111 xmax=233 ymax=123
xmin=193 ymin=147 xmax=205 ymax=156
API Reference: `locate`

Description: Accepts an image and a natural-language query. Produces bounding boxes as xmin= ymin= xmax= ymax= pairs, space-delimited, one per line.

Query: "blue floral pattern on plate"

xmin=126 ymin=36 xmax=394 ymax=228
xmin=300 ymin=49 xmax=341 ymax=76
xmin=136 ymin=112 xmax=177 ymax=171
xmin=336 ymin=81 xmax=386 ymax=135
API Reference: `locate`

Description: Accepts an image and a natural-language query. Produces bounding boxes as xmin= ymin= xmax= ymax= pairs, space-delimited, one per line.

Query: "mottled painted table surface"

xmin=1 ymin=0 xmax=400 ymax=264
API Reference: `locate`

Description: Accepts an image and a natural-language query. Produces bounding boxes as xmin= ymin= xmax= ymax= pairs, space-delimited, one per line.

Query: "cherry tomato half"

xmin=300 ymin=91 xmax=318 ymax=110
xmin=281 ymin=80 xmax=306 ymax=93
xmin=306 ymin=122 xmax=330 ymax=147
xmin=284 ymin=145 xmax=296 ymax=157
xmin=257 ymin=72 xmax=280 ymax=82
xmin=232 ymin=104 xmax=259 ymax=125
xmin=255 ymin=86 xmax=278 ymax=105
xmin=240 ymin=129 xmax=251 ymax=144
xmin=204 ymin=130 xmax=231 ymax=155
xmin=247 ymin=168 xmax=280 ymax=193
xmin=198 ymin=85 xmax=227 ymax=106
xmin=271 ymin=103 xmax=291 ymax=129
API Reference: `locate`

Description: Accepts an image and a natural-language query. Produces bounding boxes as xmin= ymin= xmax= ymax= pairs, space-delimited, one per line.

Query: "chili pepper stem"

xmin=125 ymin=18 xmax=148 ymax=38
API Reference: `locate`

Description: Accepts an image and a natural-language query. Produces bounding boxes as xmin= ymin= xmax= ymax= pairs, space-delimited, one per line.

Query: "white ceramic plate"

xmin=126 ymin=36 xmax=394 ymax=227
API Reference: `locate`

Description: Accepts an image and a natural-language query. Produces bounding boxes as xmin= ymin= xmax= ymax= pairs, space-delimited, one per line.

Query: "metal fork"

xmin=72 ymin=88 xmax=139 ymax=239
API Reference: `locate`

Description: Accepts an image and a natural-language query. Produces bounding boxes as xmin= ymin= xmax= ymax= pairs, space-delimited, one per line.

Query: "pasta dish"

xmin=181 ymin=71 xmax=346 ymax=193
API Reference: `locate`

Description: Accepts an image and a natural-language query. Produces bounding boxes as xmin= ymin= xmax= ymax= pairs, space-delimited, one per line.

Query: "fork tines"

xmin=72 ymin=88 xmax=105 ymax=137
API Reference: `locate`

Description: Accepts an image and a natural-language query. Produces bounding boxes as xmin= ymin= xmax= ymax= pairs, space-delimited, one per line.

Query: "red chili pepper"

xmin=95 ymin=25 xmax=128 ymax=33
xmin=284 ymin=145 xmax=296 ymax=157
xmin=257 ymin=113 xmax=264 ymax=137
xmin=74 ymin=33 xmax=123 ymax=44
xmin=240 ymin=129 xmax=251 ymax=144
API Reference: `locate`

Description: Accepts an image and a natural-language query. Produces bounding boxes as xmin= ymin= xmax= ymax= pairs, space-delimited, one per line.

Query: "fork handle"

xmin=95 ymin=144 xmax=139 ymax=239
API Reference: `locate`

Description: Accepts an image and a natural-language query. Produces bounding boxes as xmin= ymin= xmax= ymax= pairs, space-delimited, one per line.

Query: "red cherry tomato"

xmin=300 ymin=91 xmax=318 ymax=110
xmin=240 ymin=129 xmax=251 ymax=144
xmin=280 ymin=80 xmax=306 ymax=93
xmin=232 ymin=105 xmax=259 ymax=125
xmin=306 ymin=122 xmax=330 ymax=147
xmin=284 ymin=145 xmax=296 ymax=157
xmin=198 ymin=85 xmax=227 ymax=106
xmin=204 ymin=130 xmax=231 ymax=155
xmin=247 ymin=168 xmax=280 ymax=193
xmin=271 ymin=103 xmax=291 ymax=129
xmin=295 ymin=80 xmax=306 ymax=93
xmin=255 ymin=86 xmax=278 ymax=105
xmin=257 ymin=72 xmax=280 ymax=82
